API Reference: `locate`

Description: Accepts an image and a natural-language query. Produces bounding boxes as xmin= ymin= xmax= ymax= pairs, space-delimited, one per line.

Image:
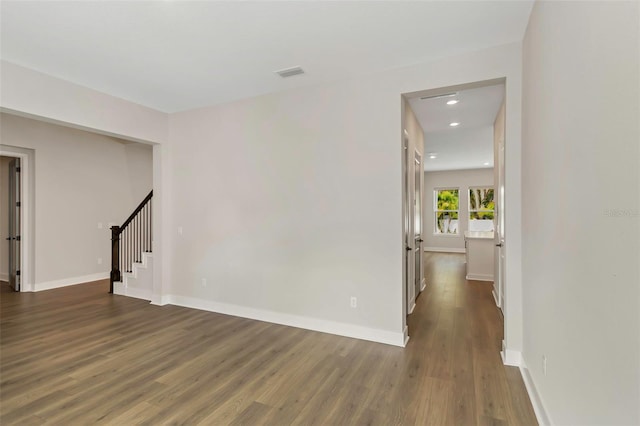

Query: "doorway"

xmin=5 ymin=157 xmax=21 ymax=290
xmin=0 ymin=146 xmax=34 ymax=292
xmin=402 ymin=78 xmax=507 ymax=342
xmin=402 ymin=114 xmax=426 ymax=322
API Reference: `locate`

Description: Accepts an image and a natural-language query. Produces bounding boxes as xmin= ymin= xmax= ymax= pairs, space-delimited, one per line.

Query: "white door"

xmin=414 ymin=151 xmax=424 ymax=297
xmin=8 ymin=158 xmax=21 ymax=291
xmin=493 ymin=103 xmax=505 ymax=309
xmin=403 ymin=135 xmax=415 ymax=313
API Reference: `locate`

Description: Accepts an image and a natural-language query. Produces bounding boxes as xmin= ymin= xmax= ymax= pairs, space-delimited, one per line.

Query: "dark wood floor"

xmin=0 ymin=253 xmax=537 ymax=425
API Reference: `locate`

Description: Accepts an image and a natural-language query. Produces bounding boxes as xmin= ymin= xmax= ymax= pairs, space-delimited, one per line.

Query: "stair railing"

xmin=110 ymin=190 xmax=153 ymax=293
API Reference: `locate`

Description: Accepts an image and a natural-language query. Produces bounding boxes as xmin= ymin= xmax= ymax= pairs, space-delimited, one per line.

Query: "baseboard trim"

xmin=520 ymin=360 xmax=552 ymax=426
xmin=409 ymin=301 xmax=416 ymax=314
xmin=501 ymin=342 xmax=522 ymax=367
xmin=424 ymin=247 xmax=466 ymax=253
xmin=403 ymin=325 xmax=409 ymax=346
xmin=165 ymin=295 xmax=406 ymax=347
xmin=150 ymin=294 xmax=171 ymax=306
xmin=34 ymin=272 xmax=109 ymax=292
xmin=113 ymin=282 xmax=152 ymax=301
xmin=466 ymin=273 xmax=494 ymax=281
xmin=420 ymin=278 xmax=426 ymax=292
xmin=0 ymin=272 xmax=8 ymax=281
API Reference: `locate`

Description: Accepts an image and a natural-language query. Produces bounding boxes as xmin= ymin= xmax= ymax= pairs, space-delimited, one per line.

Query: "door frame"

xmin=0 ymin=146 xmax=35 ymax=292
xmin=401 ymin=77 xmax=509 ymax=352
xmin=402 ymin=130 xmax=416 ymax=316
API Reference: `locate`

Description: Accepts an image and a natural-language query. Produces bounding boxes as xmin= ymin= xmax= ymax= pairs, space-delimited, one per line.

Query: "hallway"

xmin=407 ymin=252 xmax=536 ymax=424
xmin=0 ymin=253 xmax=536 ymax=425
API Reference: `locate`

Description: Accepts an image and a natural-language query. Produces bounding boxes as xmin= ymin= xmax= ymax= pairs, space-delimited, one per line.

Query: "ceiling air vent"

xmin=275 ymin=66 xmax=305 ymax=78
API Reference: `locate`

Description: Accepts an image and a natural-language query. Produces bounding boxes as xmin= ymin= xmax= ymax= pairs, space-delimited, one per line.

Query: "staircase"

xmin=110 ymin=190 xmax=153 ymax=300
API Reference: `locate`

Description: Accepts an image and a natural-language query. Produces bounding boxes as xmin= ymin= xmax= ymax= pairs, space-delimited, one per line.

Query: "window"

xmin=434 ymin=189 xmax=459 ymax=234
xmin=469 ymin=187 xmax=495 ymax=231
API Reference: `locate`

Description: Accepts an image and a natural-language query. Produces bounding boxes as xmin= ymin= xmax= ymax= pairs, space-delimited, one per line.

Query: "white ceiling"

xmin=408 ymin=84 xmax=505 ymax=171
xmin=1 ymin=1 xmax=533 ymax=113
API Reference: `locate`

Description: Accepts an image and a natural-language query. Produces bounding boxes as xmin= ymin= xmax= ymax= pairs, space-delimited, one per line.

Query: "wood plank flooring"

xmin=0 ymin=253 xmax=537 ymax=425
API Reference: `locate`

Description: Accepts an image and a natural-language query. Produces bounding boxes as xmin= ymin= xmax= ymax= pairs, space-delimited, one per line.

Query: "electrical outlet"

xmin=542 ymin=355 xmax=547 ymax=376
xmin=97 ymin=257 xmax=103 ymax=265
xmin=201 ymin=278 xmax=207 ymax=288
xmin=350 ymin=297 xmax=357 ymax=308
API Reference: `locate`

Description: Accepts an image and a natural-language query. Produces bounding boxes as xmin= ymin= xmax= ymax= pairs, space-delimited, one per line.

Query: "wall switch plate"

xmin=350 ymin=297 xmax=357 ymax=308
xmin=542 ymin=355 xmax=547 ymax=376
xmin=201 ymin=278 xmax=207 ymax=287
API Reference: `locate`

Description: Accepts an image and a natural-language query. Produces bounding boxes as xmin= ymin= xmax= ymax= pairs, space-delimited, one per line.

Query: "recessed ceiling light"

xmin=430 ymin=155 xmax=437 ymax=159
xmin=483 ymin=162 xmax=490 ymax=166
xmin=446 ymin=99 xmax=459 ymax=105
xmin=449 ymin=122 xmax=460 ymax=127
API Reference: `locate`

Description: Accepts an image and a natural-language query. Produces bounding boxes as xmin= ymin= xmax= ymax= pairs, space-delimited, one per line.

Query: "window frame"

xmin=468 ymin=186 xmax=495 ymax=231
xmin=434 ymin=187 xmax=460 ymax=236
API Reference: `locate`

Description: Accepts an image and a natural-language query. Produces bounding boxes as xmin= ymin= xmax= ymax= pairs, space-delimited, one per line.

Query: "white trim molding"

xmin=424 ymin=247 xmax=466 ymax=253
xmin=34 ymin=272 xmax=109 ymax=292
xmin=466 ymin=273 xmax=494 ymax=281
xmin=151 ymin=294 xmax=171 ymax=306
xmin=165 ymin=294 xmax=406 ymax=347
xmin=113 ymin=282 xmax=152 ymax=301
xmin=0 ymin=273 xmax=8 ymax=281
xmin=520 ymin=360 xmax=552 ymax=426
xmin=501 ymin=341 xmax=523 ymax=367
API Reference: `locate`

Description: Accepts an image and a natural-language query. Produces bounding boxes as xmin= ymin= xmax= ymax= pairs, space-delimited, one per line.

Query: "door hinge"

xmin=16 ymin=236 xmax=21 ymax=241
xmin=16 ymin=167 xmax=21 ymax=172
xmin=16 ymin=202 xmax=21 ymax=207
xmin=16 ymin=270 xmax=20 ymax=276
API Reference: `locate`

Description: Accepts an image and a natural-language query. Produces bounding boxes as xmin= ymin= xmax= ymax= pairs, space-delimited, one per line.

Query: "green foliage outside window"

xmin=469 ymin=188 xmax=495 ymax=220
xmin=435 ymin=189 xmax=459 ymax=234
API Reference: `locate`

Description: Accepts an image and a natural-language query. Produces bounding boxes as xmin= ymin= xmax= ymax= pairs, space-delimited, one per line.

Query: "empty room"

xmin=1 ymin=1 xmax=638 ymax=425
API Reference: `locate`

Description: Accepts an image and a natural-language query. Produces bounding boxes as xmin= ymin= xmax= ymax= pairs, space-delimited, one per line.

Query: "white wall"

xmin=522 ymin=1 xmax=639 ymax=424
xmin=168 ymin=42 xmax=523 ymax=346
xmin=0 ymin=40 xmax=524 ymax=350
xmin=423 ymin=168 xmax=494 ymax=251
xmin=0 ymin=61 xmax=168 ymax=145
xmin=0 ymin=113 xmax=153 ymax=288
xmin=0 ymin=157 xmax=10 ymax=280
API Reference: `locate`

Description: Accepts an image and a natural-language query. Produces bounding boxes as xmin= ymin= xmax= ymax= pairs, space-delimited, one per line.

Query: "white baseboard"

xmin=0 ymin=272 xmax=8 ymax=281
xmin=164 ymin=294 xmax=406 ymax=347
xmin=150 ymin=294 xmax=171 ymax=306
xmin=403 ymin=325 xmax=409 ymax=346
xmin=113 ymin=282 xmax=152 ymax=301
xmin=420 ymin=278 xmax=426 ymax=292
xmin=466 ymin=273 xmax=494 ymax=281
xmin=520 ymin=360 xmax=552 ymax=426
xmin=34 ymin=272 xmax=109 ymax=292
xmin=408 ymin=300 xmax=416 ymax=314
xmin=424 ymin=247 xmax=466 ymax=253
xmin=501 ymin=341 xmax=523 ymax=367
